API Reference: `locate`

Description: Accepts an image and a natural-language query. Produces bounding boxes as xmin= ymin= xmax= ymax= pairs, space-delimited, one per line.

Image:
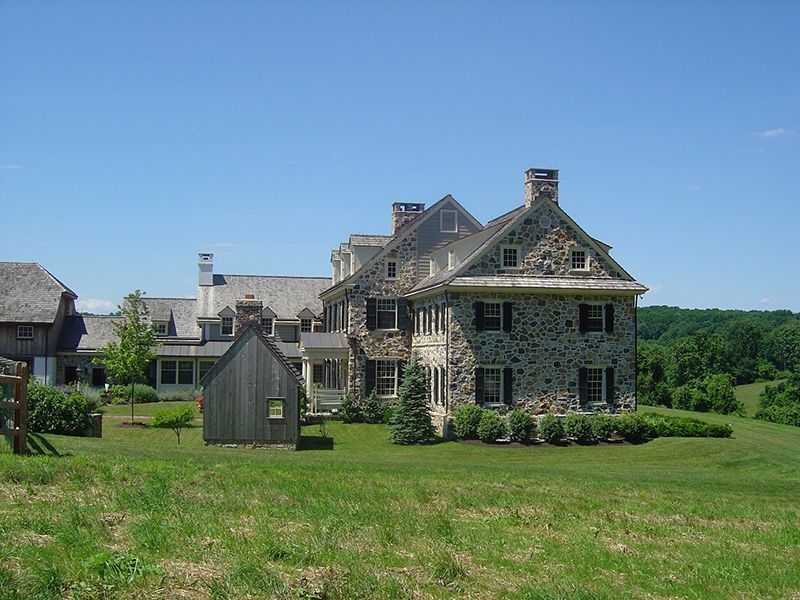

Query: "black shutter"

xmin=397 ymin=360 xmax=407 ymax=389
xmin=503 ymin=367 xmax=513 ymax=405
xmin=503 ymin=302 xmax=513 ymax=332
xmin=365 ymin=360 xmax=376 ymax=394
xmin=366 ymin=298 xmax=377 ymax=330
xmin=474 ymin=301 xmax=485 ymax=331
xmin=605 ymin=367 xmax=615 ymax=402
xmin=396 ymin=298 xmax=409 ymax=331
xmin=604 ymin=303 xmax=614 ymax=333
xmin=578 ymin=303 xmax=589 ymax=333
xmin=578 ymin=367 xmax=588 ymax=403
xmin=475 ymin=367 xmax=485 ymax=403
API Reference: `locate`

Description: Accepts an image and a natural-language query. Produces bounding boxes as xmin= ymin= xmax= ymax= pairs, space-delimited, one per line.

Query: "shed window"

xmin=221 ymin=316 xmax=234 ymax=335
xmin=268 ymin=399 xmax=284 ymax=418
xmin=17 ymin=325 xmax=33 ymax=339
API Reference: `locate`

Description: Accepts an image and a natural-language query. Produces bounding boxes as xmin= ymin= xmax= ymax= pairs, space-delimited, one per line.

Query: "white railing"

xmin=313 ymin=388 xmax=346 ymax=413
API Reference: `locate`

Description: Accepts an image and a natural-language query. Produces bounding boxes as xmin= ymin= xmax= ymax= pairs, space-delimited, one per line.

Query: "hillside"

xmin=1 ymin=410 xmax=799 ymax=599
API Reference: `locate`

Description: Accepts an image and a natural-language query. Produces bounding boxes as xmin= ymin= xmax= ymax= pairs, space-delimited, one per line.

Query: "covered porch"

xmin=298 ymin=333 xmax=350 ymax=414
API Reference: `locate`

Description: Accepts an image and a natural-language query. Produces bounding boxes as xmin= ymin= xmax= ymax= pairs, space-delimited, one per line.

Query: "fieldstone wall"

xmin=345 ymin=230 xmax=418 ymax=398
xmin=447 ymin=291 xmax=636 ymax=415
xmin=462 ymin=202 xmax=625 ymax=279
xmin=411 ymin=294 xmax=449 ymax=433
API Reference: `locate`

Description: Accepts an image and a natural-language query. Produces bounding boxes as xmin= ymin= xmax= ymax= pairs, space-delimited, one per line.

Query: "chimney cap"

xmin=198 ymin=252 xmax=214 ymax=262
xmin=525 ymin=168 xmax=559 ymax=181
xmin=244 ymin=293 xmax=255 ymax=300
xmin=392 ymin=202 xmax=425 ymax=212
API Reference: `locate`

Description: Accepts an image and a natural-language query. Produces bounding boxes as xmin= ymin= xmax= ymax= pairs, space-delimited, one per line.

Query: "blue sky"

xmin=1 ymin=1 xmax=798 ymax=313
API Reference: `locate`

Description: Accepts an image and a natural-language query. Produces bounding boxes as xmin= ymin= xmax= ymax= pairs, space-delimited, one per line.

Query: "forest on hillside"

xmin=636 ymin=306 xmax=800 ymax=426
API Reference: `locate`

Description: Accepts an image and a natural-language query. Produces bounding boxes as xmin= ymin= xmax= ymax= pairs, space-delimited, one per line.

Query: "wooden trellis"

xmin=0 ymin=359 xmax=28 ymax=455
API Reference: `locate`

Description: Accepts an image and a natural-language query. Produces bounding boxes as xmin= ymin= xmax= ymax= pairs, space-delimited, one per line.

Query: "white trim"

xmin=440 ymin=209 xmax=458 ymax=233
xmin=220 ymin=315 xmax=234 ymax=336
xmin=569 ymin=247 xmax=590 ymax=272
xmin=375 ymin=297 xmax=398 ymax=330
xmin=385 ymin=259 xmax=398 ymax=280
xmin=267 ymin=397 xmax=285 ymax=419
xmin=17 ymin=325 xmax=33 ymax=339
xmin=501 ymin=245 xmax=520 ymax=269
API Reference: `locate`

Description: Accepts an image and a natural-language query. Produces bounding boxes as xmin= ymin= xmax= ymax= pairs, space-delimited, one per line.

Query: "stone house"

xmin=316 ymin=168 xmax=647 ymax=433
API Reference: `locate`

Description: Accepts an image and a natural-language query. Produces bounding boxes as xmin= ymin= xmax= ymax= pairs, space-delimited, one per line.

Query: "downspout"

xmin=634 ymin=294 xmax=639 ymax=413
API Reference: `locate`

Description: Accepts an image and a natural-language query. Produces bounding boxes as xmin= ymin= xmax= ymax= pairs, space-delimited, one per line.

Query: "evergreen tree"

xmin=389 ymin=352 xmax=434 ymax=444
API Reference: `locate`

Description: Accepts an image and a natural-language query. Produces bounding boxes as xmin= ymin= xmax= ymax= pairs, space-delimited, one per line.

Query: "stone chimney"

xmin=524 ymin=168 xmax=559 ymax=207
xmin=235 ymin=295 xmax=262 ymax=333
xmin=391 ymin=202 xmax=425 ymax=234
xmin=198 ymin=253 xmax=214 ymax=286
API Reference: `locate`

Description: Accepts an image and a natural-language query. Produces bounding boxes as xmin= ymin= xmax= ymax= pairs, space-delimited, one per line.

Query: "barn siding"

xmin=416 ymin=201 xmax=481 ymax=282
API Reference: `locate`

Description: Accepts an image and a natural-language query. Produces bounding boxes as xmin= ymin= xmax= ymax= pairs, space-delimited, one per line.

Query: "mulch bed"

xmin=117 ymin=421 xmax=149 ymax=428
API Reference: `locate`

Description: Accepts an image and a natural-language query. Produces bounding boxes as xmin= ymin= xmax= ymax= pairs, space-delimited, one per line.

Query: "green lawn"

xmin=1 ymin=407 xmax=799 ymax=599
xmin=734 ymin=379 xmax=784 ymax=417
xmin=100 ymin=400 xmax=198 ymax=418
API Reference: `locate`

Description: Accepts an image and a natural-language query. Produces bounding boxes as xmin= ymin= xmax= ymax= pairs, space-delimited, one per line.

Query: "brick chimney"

xmin=235 ymin=295 xmax=262 ymax=333
xmin=391 ymin=202 xmax=425 ymax=234
xmin=524 ymin=168 xmax=559 ymax=206
xmin=198 ymin=253 xmax=214 ymax=286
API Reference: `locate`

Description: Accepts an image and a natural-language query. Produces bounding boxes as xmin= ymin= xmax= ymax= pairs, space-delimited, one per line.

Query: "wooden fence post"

xmin=14 ymin=362 xmax=28 ymax=455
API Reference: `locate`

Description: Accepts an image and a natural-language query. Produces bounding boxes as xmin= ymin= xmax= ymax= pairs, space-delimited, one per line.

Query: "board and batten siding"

xmin=203 ymin=328 xmax=300 ymax=448
xmin=415 ymin=201 xmax=481 ymax=282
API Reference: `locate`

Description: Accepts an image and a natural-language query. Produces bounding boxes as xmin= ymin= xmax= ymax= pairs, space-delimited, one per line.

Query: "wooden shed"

xmin=200 ymin=321 xmax=303 ymax=449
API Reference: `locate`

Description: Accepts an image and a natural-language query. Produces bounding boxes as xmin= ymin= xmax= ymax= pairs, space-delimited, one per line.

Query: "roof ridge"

xmin=221 ymin=273 xmax=331 ymax=280
xmin=144 ymin=296 xmax=196 ymax=301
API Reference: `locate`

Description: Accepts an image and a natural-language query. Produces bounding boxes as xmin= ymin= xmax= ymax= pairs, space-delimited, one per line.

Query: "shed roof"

xmin=0 ymin=262 xmax=77 ymax=323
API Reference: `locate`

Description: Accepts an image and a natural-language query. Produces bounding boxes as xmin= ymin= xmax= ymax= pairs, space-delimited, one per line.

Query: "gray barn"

xmin=201 ymin=322 xmax=303 ymax=449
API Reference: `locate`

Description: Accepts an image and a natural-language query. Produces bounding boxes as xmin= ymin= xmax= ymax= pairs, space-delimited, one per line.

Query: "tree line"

xmin=637 ymin=306 xmax=800 ymax=420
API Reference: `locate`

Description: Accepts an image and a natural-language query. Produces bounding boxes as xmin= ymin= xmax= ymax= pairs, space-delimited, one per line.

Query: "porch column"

xmin=301 ymin=358 xmax=314 ymax=412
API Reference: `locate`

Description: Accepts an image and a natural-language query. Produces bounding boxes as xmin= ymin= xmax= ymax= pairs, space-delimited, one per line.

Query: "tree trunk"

xmin=130 ymin=381 xmax=135 ymax=424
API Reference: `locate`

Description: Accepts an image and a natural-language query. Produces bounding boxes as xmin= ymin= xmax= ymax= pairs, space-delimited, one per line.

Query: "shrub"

xmin=538 ymin=414 xmax=565 ymax=443
xmin=157 ymin=388 xmax=198 ymax=402
xmin=702 ymin=374 xmax=742 ymax=415
xmin=453 ymin=404 xmax=484 ymax=440
xmin=389 ymin=353 xmax=434 ymax=445
xmin=617 ymin=413 xmax=649 ymax=442
xmin=361 ymin=391 xmax=385 ymax=424
xmin=564 ymin=413 xmax=594 ymax=442
xmin=507 ymin=409 xmax=534 ymax=443
xmin=27 ymin=382 xmax=89 ymax=435
xmin=591 ymin=414 xmax=617 ymax=440
xmin=153 ymin=406 xmax=195 ymax=444
xmin=639 ymin=413 xmax=733 ymax=438
xmin=339 ymin=393 xmax=364 ymax=423
xmin=106 ymin=384 xmax=159 ymax=404
xmin=672 ymin=384 xmax=708 ymax=412
xmin=756 ymin=360 xmax=778 ymax=382
xmin=477 ymin=410 xmax=507 ymax=443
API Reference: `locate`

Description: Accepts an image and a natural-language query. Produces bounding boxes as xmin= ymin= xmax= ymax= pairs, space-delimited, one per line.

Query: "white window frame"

xmin=198 ymin=360 xmax=215 ymax=382
xmin=483 ymin=367 xmax=502 ymax=404
xmin=585 ymin=366 xmax=605 ymax=403
xmin=484 ymin=302 xmax=502 ymax=331
xmin=220 ymin=316 xmax=234 ymax=336
xmin=268 ymin=398 xmax=284 ymax=419
xmin=261 ymin=317 xmax=274 ymax=335
xmin=376 ymin=359 xmax=399 ymax=397
xmin=386 ymin=259 xmax=398 ymax=280
xmin=154 ymin=322 xmax=168 ymax=336
xmin=440 ymin=210 xmax=458 ymax=233
xmin=570 ymin=248 xmax=589 ymax=271
xmin=502 ymin=245 xmax=520 ymax=269
xmin=17 ymin=325 xmax=33 ymax=339
xmin=376 ymin=298 xmax=398 ymax=330
xmin=448 ymin=250 xmax=456 ymax=270
xmin=160 ymin=360 xmax=177 ymax=385
xmin=586 ymin=303 xmax=605 ymax=333
xmin=300 ymin=318 xmax=313 ymax=333
xmin=177 ymin=360 xmax=194 ymax=385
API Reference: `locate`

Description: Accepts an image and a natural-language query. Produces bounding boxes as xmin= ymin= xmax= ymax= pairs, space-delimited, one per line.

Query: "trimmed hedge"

xmin=591 ymin=414 xmax=616 ymax=441
xmin=564 ymin=413 xmax=593 ymax=442
xmin=104 ymin=384 xmax=159 ymax=404
xmin=538 ymin=414 xmax=565 ymax=444
xmin=508 ymin=409 xmax=534 ymax=443
xmin=453 ymin=404 xmax=484 ymax=440
xmin=477 ymin=410 xmax=507 ymax=443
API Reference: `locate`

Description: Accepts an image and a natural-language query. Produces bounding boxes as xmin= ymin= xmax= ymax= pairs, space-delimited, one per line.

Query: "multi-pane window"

xmin=154 ymin=322 xmax=167 ymax=335
xmin=221 ymin=316 xmax=234 ymax=335
xmin=434 ymin=305 xmax=439 ymax=333
xmin=440 ymin=210 xmax=458 ymax=232
xmin=587 ymin=368 xmax=604 ymax=402
xmin=16 ymin=325 xmax=33 ymax=339
xmin=160 ymin=360 xmax=177 ymax=384
xmin=484 ymin=368 xmax=502 ymax=404
xmin=268 ymin=399 xmax=284 ymax=418
xmin=198 ymin=360 xmax=215 ymax=381
xmin=484 ymin=302 xmax=502 ymax=331
xmin=376 ymin=360 xmax=398 ymax=396
xmin=178 ymin=361 xmax=194 ymax=385
xmin=262 ymin=317 xmax=274 ymax=335
xmin=377 ymin=299 xmax=397 ymax=329
xmin=386 ymin=260 xmax=397 ymax=279
xmin=301 ymin=318 xmax=313 ymax=333
xmin=587 ymin=304 xmax=604 ymax=332
xmin=570 ymin=249 xmax=588 ymax=270
xmin=502 ymin=247 xmax=519 ymax=268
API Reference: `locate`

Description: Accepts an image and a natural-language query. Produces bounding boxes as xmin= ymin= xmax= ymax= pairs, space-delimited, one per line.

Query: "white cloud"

xmin=0 ymin=164 xmax=22 ymax=170
xmin=647 ymin=283 xmax=664 ymax=294
xmin=760 ymin=297 xmax=772 ymax=306
xmin=76 ymin=298 xmax=117 ymax=313
xmin=753 ymin=128 xmax=795 ymax=139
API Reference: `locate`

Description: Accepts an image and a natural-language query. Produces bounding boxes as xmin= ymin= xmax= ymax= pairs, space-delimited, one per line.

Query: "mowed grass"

xmin=734 ymin=379 xmax=784 ymax=417
xmin=100 ymin=400 xmax=198 ymax=418
xmin=1 ymin=407 xmax=799 ymax=599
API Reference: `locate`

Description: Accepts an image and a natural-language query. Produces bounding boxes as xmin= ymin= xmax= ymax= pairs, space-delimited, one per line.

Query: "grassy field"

xmin=1 ymin=407 xmax=799 ymax=599
xmin=100 ymin=401 xmax=199 ymax=418
xmin=734 ymin=380 xmax=784 ymax=417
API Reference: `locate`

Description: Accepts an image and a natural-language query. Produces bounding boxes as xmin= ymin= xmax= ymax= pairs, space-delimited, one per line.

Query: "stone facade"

xmin=410 ymin=293 xmax=449 ymax=432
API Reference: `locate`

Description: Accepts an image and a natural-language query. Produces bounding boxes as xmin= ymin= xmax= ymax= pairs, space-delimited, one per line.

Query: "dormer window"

xmin=440 ymin=210 xmax=458 ymax=233
xmin=570 ymin=249 xmax=588 ymax=271
xmin=502 ymin=246 xmax=519 ymax=269
xmin=262 ymin=317 xmax=274 ymax=335
xmin=386 ymin=260 xmax=398 ymax=280
xmin=300 ymin=318 xmax=313 ymax=333
xmin=221 ymin=316 xmax=234 ymax=335
xmin=154 ymin=322 xmax=167 ymax=336
xmin=17 ymin=325 xmax=33 ymax=339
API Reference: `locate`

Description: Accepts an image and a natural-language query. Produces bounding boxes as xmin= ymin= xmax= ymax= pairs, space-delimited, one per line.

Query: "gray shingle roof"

xmin=58 ymin=315 xmax=122 ymax=351
xmin=299 ymin=332 xmax=348 ymax=350
xmin=448 ymin=276 xmax=648 ymax=293
xmin=197 ymin=274 xmax=331 ymax=321
xmin=142 ymin=297 xmax=201 ymax=339
xmin=0 ymin=262 xmax=77 ymax=323
xmin=349 ymin=234 xmax=393 ymax=247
